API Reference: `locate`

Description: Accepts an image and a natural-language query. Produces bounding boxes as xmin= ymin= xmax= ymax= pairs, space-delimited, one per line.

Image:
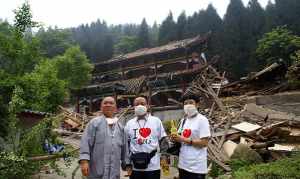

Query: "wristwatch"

xmin=190 ymin=139 xmax=193 ymax=145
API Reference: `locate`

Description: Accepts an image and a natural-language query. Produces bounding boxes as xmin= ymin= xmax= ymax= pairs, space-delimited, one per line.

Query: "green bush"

xmin=256 ymin=26 xmax=300 ymax=66
xmin=209 ymin=161 xmax=225 ymax=178
xmin=0 ymin=152 xmax=46 ymax=179
xmin=229 ymin=144 xmax=263 ymax=171
xmin=287 ymin=50 xmax=300 ymax=89
xmin=233 ymin=153 xmax=300 ymax=179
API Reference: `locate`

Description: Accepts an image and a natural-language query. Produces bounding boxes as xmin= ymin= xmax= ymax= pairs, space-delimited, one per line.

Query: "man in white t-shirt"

xmin=171 ymin=98 xmax=210 ymax=179
xmin=125 ymin=97 xmax=167 ymax=179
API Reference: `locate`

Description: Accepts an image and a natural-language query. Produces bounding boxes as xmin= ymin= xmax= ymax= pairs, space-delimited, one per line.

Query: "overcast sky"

xmin=0 ymin=0 xmax=272 ymax=28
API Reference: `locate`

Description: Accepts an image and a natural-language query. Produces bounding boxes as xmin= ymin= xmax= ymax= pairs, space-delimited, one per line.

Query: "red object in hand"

xmin=182 ymin=129 xmax=191 ymax=138
xmin=139 ymin=128 xmax=151 ymax=138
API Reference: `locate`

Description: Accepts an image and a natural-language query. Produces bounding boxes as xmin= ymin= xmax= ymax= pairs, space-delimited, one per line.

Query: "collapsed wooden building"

xmin=61 ymin=34 xmax=300 ymax=174
xmin=73 ymin=34 xmax=223 ymax=113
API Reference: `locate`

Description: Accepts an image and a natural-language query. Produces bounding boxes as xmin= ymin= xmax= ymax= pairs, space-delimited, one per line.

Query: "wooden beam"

xmin=76 ymin=96 xmax=80 ymax=113
xmin=209 ymin=72 xmax=226 ymax=117
xmin=154 ymin=62 xmax=158 ymax=78
xmin=201 ymin=75 xmax=226 ymax=111
xmin=27 ymin=148 xmax=79 ymax=162
xmin=89 ymin=96 xmax=93 ymax=113
xmin=121 ymin=65 xmax=125 ymax=81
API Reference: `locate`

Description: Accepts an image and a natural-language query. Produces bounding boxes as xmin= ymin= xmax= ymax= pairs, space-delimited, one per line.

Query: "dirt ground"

xmin=33 ymin=158 xmax=179 ymax=179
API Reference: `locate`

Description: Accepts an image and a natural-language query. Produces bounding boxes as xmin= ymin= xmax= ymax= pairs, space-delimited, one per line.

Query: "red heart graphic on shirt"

xmin=182 ymin=129 xmax=191 ymax=138
xmin=139 ymin=128 xmax=151 ymax=138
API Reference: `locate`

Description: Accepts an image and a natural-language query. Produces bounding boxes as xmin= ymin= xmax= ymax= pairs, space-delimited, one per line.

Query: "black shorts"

xmin=130 ymin=170 xmax=160 ymax=179
xmin=179 ymin=168 xmax=206 ymax=179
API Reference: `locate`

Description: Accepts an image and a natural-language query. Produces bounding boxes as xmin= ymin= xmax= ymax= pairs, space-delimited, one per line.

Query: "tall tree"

xmin=19 ymin=59 xmax=66 ymax=112
xmin=13 ymin=1 xmax=38 ymax=34
xmin=275 ymin=0 xmax=300 ymax=35
xmin=158 ymin=11 xmax=177 ymax=45
xmin=0 ymin=2 xmax=41 ymax=76
xmin=183 ymin=12 xmax=198 ymax=38
xmin=247 ymin=0 xmax=266 ymax=38
xmin=0 ymin=20 xmax=12 ymax=35
xmin=246 ymin=0 xmax=267 ymax=70
xmin=265 ymin=0 xmax=279 ymax=32
xmin=103 ymin=34 xmax=114 ymax=60
xmin=204 ymin=4 xmax=223 ymax=60
xmin=222 ymin=0 xmax=250 ymax=78
xmin=114 ymin=36 xmax=139 ymax=54
xmin=54 ymin=46 xmax=94 ymax=90
xmin=36 ymin=27 xmax=75 ymax=58
xmin=149 ymin=21 xmax=159 ymax=47
xmin=123 ymin=24 xmax=139 ymax=36
xmin=137 ymin=18 xmax=150 ymax=48
xmin=204 ymin=4 xmax=223 ymax=33
xmin=176 ymin=11 xmax=187 ymax=40
xmin=72 ymin=20 xmax=111 ymax=62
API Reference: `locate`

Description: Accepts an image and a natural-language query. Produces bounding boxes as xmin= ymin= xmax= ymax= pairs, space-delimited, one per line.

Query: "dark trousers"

xmin=179 ymin=168 xmax=206 ymax=179
xmin=130 ymin=170 xmax=160 ymax=179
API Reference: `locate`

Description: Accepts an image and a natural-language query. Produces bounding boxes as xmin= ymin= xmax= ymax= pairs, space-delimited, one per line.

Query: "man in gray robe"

xmin=79 ymin=96 xmax=129 ymax=179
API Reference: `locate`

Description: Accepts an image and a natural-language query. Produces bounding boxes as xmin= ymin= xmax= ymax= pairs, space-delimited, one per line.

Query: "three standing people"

xmin=79 ymin=96 xmax=210 ymax=179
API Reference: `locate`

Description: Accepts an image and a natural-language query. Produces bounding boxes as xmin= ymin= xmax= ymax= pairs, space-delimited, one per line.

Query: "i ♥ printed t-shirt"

xmin=178 ymin=113 xmax=211 ymax=174
xmin=125 ymin=114 xmax=167 ymax=171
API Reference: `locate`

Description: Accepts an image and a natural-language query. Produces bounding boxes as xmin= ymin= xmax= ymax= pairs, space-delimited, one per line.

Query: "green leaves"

xmin=19 ymin=59 xmax=67 ymax=113
xmin=53 ymin=46 xmax=94 ymax=90
xmin=0 ymin=30 xmax=41 ymax=76
xmin=256 ymin=26 xmax=300 ymax=65
xmin=158 ymin=12 xmax=177 ymax=45
xmin=0 ymin=2 xmax=93 ymax=178
xmin=35 ymin=27 xmax=75 ymax=58
xmin=286 ymin=50 xmax=300 ymax=89
xmin=114 ymin=36 xmax=139 ymax=54
xmin=137 ymin=18 xmax=150 ymax=48
xmin=0 ymin=152 xmax=29 ymax=179
xmin=13 ymin=1 xmax=39 ymax=34
xmin=233 ymin=153 xmax=300 ymax=179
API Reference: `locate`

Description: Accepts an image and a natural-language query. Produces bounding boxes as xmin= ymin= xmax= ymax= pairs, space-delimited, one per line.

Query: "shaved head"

xmin=101 ymin=96 xmax=116 ymax=105
xmin=101 ymin=96 xmax=117 ymax=118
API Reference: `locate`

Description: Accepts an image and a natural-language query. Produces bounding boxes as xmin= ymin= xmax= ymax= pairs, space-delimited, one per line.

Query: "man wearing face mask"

xmin=171 ymin=98 xmax=210 ymax=179
xmin=79 ymin=96 xmax=130 ymax=179
xmin=125 ymin=97 xmax=167 ymax=179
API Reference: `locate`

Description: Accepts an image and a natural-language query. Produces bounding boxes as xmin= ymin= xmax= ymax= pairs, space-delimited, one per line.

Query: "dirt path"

xmin=33 ymin=158 xmax=178 ymax=179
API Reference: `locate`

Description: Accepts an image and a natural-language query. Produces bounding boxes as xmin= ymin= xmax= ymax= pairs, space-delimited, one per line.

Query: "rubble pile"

xmin=57 ymin=62 xmax=300 ymax=173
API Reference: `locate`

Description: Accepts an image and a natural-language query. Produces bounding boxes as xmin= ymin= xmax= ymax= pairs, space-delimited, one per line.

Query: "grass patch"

xmin=233 ymin=153 xmax=300 ymax=179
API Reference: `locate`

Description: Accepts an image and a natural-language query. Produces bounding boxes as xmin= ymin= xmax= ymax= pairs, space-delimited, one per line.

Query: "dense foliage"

xmin=0 ymin=2 xmax=93 ymax=178
xmin=233 ymin=153 xmax=300 ymax=179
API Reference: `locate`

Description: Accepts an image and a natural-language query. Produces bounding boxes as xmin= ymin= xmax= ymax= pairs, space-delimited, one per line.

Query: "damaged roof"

xmin=95 ymin=33 xmax=209 ymax=65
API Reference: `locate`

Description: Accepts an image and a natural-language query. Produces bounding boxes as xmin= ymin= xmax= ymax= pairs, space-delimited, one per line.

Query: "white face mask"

xmin=184 ymin=104 xmax=198 ymax=117
xmin=134 ymin=105 xmax=147 ymax=116
xmin=106 ymin=117 xmax=118 ymax=125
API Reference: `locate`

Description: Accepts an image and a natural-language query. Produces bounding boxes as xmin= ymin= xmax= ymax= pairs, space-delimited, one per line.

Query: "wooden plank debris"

xmin=232 ymin=122 xmax=262 ymax=133
xmin=268 ymin=144 xmax=295 ymax=151
xmin=223 ymin=140 xmax=238 ymax=157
